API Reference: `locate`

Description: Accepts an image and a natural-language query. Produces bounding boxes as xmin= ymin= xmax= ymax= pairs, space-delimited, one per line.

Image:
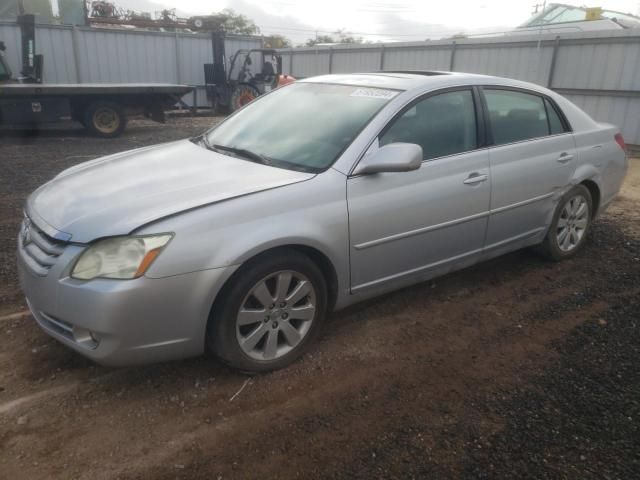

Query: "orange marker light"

xmin=135 ymin=248 xmax=162 ymax=278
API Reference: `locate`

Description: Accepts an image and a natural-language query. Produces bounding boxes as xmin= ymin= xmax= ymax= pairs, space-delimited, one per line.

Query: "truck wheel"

xmin=230 ymin=85 xmax=260 ymax=112
xmin=83 ymin=101 xmax=127 ymax=138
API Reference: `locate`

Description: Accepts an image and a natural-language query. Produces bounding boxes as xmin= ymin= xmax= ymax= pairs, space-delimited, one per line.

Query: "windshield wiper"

xmin=211 ymin=144 xmax=272 ymax=166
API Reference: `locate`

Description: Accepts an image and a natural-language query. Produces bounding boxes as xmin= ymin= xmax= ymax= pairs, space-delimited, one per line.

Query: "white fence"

xmin=2 ymin=22 xmax=639 ymax=144
xmin=0 ymin=21 xmax=262 ymax=107
xmin=279 ymin=30 xmax=640 ymax=145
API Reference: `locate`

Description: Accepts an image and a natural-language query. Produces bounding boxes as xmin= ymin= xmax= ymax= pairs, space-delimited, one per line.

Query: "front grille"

xmin=18 ymin=215 xmax=67 ymax=276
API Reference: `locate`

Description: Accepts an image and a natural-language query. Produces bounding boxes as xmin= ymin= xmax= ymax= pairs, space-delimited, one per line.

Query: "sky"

xmin=111 ymin=0 xmax=640 ymax=43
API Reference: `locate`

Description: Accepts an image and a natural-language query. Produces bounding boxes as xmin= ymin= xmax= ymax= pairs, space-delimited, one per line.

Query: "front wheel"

xmin=539 ymin=184 xmax=593 ymax=261
xmin=208 ymin=250 xmax=327 ymax=373
xmin=230 ymin=84 xmax=260 ymax=112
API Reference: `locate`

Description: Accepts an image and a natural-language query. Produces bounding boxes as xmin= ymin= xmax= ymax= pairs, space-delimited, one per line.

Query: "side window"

xmin=380 ymin=90 xmax=477 ymax=160
xmin=484 ymin=89 xmax=550 ymax=145
xmin=544 ymin=98 xmax=567 ymax=135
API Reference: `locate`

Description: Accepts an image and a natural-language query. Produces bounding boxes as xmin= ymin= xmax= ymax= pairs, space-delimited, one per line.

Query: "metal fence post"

xmin=71 ymin=26 xmax=83 ymax=83
xmin=379 ymin=45 xmax=385 ymax=71
xmin=328 ymin=47 xmax=333 ymax=73
xmin=449 ymin=41 xmax=457 ymax=71
xmin=174 ymin=33 xmax=181 ymax=84
xmin=290 ymin=51 xmax=295 ymax=77
xmin=547 ymin=36 xmax=561 ymax=88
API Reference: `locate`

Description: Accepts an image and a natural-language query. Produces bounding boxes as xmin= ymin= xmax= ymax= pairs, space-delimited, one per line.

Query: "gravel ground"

xmin=0 ymin=118 xmax=639 ymax=479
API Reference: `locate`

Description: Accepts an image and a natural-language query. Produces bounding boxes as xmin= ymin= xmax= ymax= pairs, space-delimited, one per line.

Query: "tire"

xmin=230 ymin=84 xmax=260 ymax=112
xmin=539 ymin=184 xmax=593 ymax=261
xmin=208 ymin=249 xmax=328 ymax=373
xmin=83 ymin=101 xmax=127 ymax=138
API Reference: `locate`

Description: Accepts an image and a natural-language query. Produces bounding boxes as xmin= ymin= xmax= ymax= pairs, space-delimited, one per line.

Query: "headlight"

xmin=71 ymin=234 xmax=172 ymax=280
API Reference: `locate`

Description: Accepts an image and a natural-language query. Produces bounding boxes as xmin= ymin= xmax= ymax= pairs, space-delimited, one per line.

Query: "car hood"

xmin=27 ymin=139 xmax=315 ymax=243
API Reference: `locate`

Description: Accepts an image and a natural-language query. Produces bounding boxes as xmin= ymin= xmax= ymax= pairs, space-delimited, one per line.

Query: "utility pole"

xmin=532 ymin=1 xmax=546 ymax=15
xmin=83 ymin=0 xmax=90 ymax=26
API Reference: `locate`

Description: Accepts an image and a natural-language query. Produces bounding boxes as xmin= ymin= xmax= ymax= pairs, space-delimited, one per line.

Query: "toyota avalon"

xmin=18 ymin=72 xmax=628 ymax=372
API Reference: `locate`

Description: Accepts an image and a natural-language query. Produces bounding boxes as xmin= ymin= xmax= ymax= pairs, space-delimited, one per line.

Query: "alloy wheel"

xmin=236 ymin=270 xmax=317 ymax=361
xmin=556 ymin=194 xmax=589 ymax=252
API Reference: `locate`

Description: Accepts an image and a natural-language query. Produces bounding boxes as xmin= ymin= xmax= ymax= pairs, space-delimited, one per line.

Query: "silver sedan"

xmin=18 ymin=72 xmax=628 ymax=372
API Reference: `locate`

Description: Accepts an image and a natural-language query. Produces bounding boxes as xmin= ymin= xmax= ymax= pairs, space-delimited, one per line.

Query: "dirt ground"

xmin=0 ymin=118 xmax=639 ymax=479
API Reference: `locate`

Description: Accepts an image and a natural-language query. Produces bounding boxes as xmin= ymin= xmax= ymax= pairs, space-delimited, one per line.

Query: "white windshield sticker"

xmin=350 ymin=88 xmax=398 ymax=100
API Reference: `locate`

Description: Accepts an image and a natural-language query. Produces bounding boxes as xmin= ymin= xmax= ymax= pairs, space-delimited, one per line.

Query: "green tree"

xmin=211 ymin=8 xmax=260 ymax=35
xmin=335 ymin=29 xmax=366 ymax=44
xmin=305 ymin=34 xmax=336 ymax=46
xmin=264 ymin=34 xmax=291 ymax=49
xmin=304 ymin=30 xmax=368 ymax=47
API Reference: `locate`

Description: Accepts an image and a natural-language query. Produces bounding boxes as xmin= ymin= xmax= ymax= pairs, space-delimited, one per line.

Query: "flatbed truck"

xmin=0 ymin=15 xmax=191 ymax=138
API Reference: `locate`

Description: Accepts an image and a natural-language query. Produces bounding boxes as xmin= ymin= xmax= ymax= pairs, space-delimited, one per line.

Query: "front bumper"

xmin=18 ymin=241 xmax=236 ymax=366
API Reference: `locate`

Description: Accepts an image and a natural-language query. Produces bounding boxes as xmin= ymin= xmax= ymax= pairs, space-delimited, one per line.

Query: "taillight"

xmin=615 ymin=133 xmax=627 ymax=153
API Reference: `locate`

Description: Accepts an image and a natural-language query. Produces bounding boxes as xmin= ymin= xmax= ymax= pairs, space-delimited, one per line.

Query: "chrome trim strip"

xmin=352 ymin=247 xmax=482 ymax=293
xmin=17 ymin=236 xmax=49 ymax=276
xmin=24 ymin=205 xmax=72 ymax=242
xmin=40 ymin=312 xmax=74 ymax=334
xmin=24 ymin=243 xmax=57 ymax=266
xmin=353 ymin=192 xmax=554 ymax=251
xmin=353 ymin=210 xmax=490 ymax=250
xmin=489 ymin=192 xmax=554 ymax=215
xmin=483 ymin=227 xmax=545 ymax=251
xmin=27 ymin=301 xmax=74 ymax=340
xmin=29 ymin=226 xmax=65 ymax=256
xmin=351 ymin=228 xmax=545 ymax=293
xmin=131 ymin=338 xmax=191 ymax=350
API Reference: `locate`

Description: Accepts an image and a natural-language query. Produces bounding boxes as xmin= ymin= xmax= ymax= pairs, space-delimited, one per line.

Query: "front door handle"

xmin=557 ymin=152 xmax=574 ymax=164
xmin=463 ymin=173 xmax=488 ymax=185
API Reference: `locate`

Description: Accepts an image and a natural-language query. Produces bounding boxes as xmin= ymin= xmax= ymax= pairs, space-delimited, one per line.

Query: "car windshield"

xmin=204 ymin=82 xmax=398 ymax=172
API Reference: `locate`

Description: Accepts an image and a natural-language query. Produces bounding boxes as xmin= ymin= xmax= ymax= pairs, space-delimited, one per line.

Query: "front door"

xmin=347 ymin=88 xmax=491 ymax=293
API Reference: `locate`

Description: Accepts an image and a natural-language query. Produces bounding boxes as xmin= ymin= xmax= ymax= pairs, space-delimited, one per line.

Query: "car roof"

xmin=299 ymin=71 xmax=549 ymax=95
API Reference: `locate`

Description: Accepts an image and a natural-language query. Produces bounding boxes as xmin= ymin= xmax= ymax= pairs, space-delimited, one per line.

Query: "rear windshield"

xmin=205 ymin=82 xmax=399 ymax=172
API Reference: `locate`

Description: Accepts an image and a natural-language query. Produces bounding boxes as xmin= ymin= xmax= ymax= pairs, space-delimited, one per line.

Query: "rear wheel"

xmin=539 ymin=184 xmax=592 ymax=261
xmin=230 ymin=84 xmax=260 ymax=112
xmin=208 ymin=250 xmax=327 ymax=373
xmin=83 ymin=101 xmax=127 ymax=138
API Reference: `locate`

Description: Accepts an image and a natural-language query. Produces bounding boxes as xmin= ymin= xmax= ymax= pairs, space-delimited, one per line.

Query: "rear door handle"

xmin=463 ymin=173 xmax=488 ymax=185
xmin=557 ymin=152 xmax=574 ymax=164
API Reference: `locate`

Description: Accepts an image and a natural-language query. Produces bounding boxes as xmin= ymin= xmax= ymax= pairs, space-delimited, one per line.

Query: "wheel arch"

xmin=207 ymin=243 xmax=340 ymax=329
xmin=579 ymin=179 xmax=601 ymax=218
xmin=570 ymin=165 xmax=602 ymax=218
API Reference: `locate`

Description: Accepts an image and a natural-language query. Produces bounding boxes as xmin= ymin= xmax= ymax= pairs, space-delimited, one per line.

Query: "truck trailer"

xmin=0 ymin=15 xmax=192 ymax=138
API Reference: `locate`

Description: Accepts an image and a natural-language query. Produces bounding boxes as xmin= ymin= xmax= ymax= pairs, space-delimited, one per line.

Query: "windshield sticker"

xmin=350 ymin=88 xmax=398 ymax=100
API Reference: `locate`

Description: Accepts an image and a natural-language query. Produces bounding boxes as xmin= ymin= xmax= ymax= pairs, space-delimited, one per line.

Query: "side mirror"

xmin=353 ymin=143 xmax=423 ymax=175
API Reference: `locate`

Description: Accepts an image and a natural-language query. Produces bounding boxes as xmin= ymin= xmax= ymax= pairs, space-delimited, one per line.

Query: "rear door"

xmin=481 ymin=87 xmax=575 ymax=253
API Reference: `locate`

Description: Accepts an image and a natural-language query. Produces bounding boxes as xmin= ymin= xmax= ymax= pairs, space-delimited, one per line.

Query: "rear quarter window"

xmin=544 ymin=98 xmax=568 ymax=135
